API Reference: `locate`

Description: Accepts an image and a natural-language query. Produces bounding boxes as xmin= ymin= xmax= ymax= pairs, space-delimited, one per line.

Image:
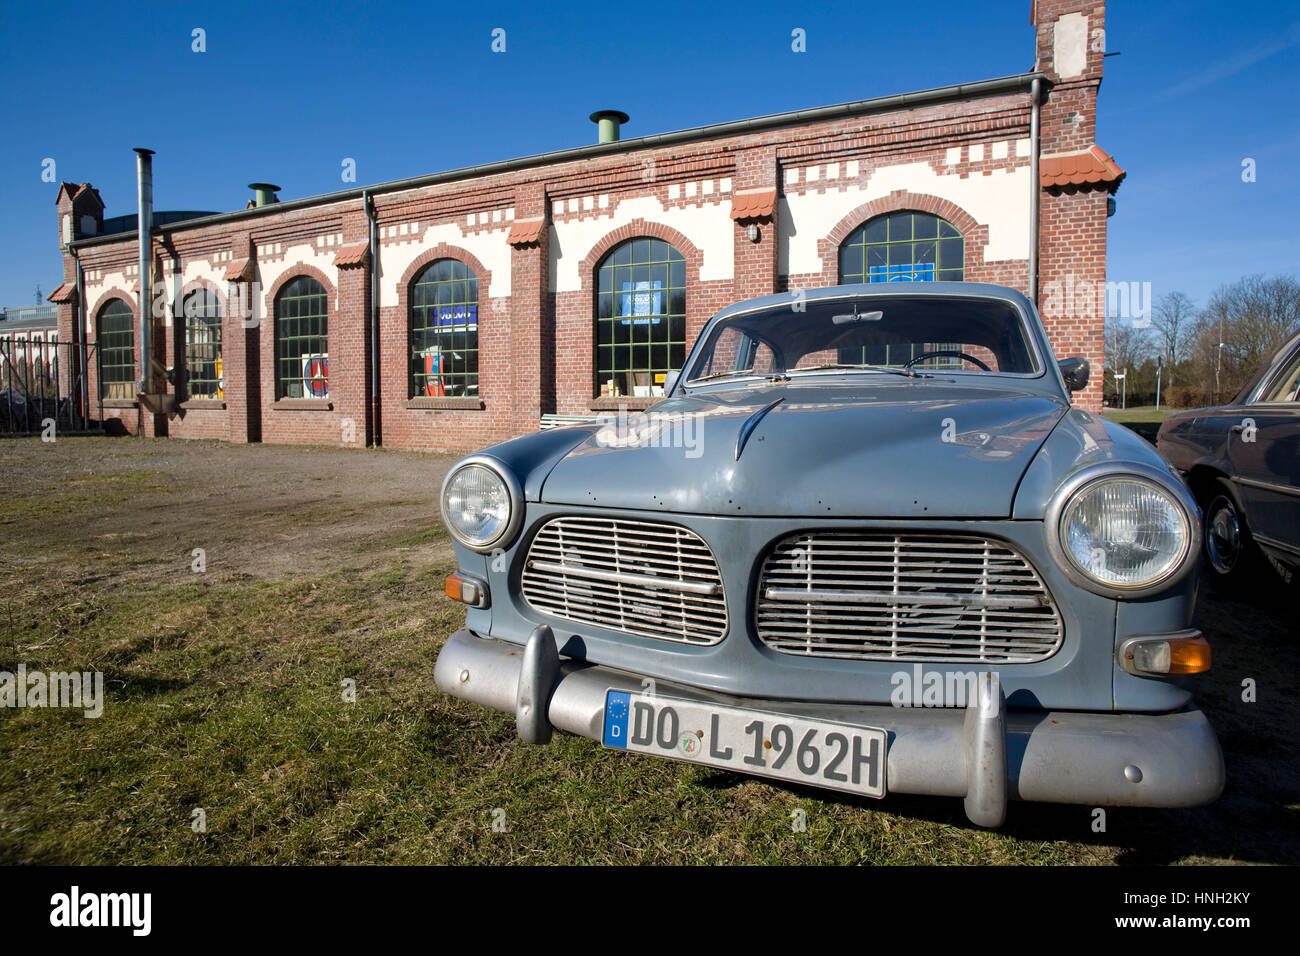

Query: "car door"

xmin=1228 ymin=342 xmax=1300 ymax=560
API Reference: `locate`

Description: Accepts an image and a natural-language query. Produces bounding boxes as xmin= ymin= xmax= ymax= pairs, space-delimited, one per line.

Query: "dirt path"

xmin=0 ymin=436 xmax=461 ymax=582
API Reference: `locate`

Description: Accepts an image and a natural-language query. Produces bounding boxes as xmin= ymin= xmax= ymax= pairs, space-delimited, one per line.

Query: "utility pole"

xmin=1155 ymin=355 xmax=1162 ymax=411
xmin=1114 ymin=368 xmax=1127 ymax=410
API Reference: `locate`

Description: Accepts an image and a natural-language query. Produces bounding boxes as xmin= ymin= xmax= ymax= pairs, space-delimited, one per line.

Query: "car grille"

xmin=521 ymin=516 xmax=728 ymax=645
xmin=755 ymin=532 xmax=1063 ymax=663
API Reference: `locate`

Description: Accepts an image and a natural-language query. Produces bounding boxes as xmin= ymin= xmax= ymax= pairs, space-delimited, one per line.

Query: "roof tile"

xmin=224 ymin=258 xmax=255 ymax=283
xmin=334 ymin=241 xmax=370 ymax=268
xmin=730 ymin=188 xmax=777 ymax=221
xmin=47 ymin=282 xmax=77 ymax=303
xmin=507 ymin=217 xmax=545 ymax=246
xmin=1040 ymin=144 xmax=1126 ymax=190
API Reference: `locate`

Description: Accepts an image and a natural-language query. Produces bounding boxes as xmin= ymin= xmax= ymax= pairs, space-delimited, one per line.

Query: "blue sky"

xmin=1 ymin=0 xmax=1296 ymax=312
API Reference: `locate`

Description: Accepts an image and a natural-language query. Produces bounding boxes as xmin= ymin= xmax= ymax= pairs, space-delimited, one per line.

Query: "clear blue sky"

xmin=1 ymin=0 xmax=1296 ymax=311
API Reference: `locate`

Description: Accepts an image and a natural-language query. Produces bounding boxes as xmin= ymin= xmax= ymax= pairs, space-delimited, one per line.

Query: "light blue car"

xmin=435 ymin=283 xmax=1224 ymax=827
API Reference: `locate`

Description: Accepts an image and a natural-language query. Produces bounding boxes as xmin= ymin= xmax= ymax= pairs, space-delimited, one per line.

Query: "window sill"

xmin=182 ymin=399 xmax=227 ymax=410
xmin=589 ymin=396 xmax=657 ymax=412
xmin=272 ymin=399 xmax=334 ymax=411
xmin=101 ymin=398 xmax=139 ymax=409
xmin=406 ymin=397 xmax=484 ymax=410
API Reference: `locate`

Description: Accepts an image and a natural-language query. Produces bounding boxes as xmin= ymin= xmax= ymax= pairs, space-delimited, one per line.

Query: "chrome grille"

xmin=756 ymin=532 xmax=1063 ymax=663
xmin=521 ymin=517 xmax=727 ymax=645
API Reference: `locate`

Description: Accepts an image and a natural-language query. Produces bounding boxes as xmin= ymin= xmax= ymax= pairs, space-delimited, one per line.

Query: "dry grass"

xmin=0 ymin=436 xmax=1295 ymax=864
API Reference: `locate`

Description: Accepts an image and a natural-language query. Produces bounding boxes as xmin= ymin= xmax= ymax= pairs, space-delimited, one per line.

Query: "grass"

xmin=0 ymin=555 xmax=1111 ymax=864
xmin=1101 ymin=405 xmax=1174 ymax=442
xmin=0 ymin=436 xmax=1293 ymax=865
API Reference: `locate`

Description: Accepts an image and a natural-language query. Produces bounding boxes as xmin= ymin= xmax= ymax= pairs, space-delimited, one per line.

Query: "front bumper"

xmin=434 ymin=628 xmax=1225 ymax=826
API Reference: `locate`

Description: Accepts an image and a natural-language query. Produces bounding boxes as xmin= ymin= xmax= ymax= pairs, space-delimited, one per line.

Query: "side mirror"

xmin=1059 ymin=357 xmax=1090 ymax=393
xmin=663 ymin=370 xmax=680 ymax=395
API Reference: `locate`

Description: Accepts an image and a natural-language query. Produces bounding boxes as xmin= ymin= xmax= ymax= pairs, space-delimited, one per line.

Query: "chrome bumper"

xmin=434 ymin=628 xmax=1225 ymax=826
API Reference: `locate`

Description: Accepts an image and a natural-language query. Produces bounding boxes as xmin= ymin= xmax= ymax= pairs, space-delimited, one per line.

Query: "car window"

xmin=698 ymin=327 xmax=777 ymax=377
xmin=688 ymin=295 xmax=1038 ymax=383
xmin=1259 ymin=348 xmax=1300 ymax=403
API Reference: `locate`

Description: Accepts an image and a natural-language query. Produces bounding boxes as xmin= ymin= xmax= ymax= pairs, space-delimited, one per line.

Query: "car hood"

xmin=539 ymin=381 xmax=1067 ymax=517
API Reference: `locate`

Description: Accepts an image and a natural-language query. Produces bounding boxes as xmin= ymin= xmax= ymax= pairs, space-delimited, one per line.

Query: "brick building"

xmin=49 ymin=0 xmax=1122 ymax=451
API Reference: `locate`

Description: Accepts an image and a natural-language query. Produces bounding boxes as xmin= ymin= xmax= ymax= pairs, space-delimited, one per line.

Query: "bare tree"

xmin=1196 ymin=273 xmax=1300 ymax=400
xmin=1104 ymin=316 xmax=1152 ymax=403
xmin=1151 ymin=291 xmax=1194 ymax=374
xmin=1193 ymin=274 xmax=1300 ymax=402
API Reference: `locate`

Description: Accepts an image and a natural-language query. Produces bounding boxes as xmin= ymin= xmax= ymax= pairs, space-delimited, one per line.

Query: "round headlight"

xmin=441 ymin=461 xmax=515 ymax=551
xmin=1058 ymin=476 xmax=1191 ymax=590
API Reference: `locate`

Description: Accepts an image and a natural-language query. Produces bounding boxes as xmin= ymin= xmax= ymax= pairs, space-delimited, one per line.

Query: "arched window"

xmin=838 ymin=211 xmax=963 ymax=284
xmin=595 ymin=237 xmax=685 ymax=398
xmin=183 ymin=288 xmax=223 ymax=399
xmin=409 ymin=259 xmax=478 ymax=398
xmin=275 ymin=276 xmax=328 ymax=400
xmin=97 ymin=298 xmax=135 ymax=400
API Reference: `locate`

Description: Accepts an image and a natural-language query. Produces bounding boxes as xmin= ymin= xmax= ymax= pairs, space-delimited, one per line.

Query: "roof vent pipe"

xmin=248 ymin=182 xmax=281 ymax=206
xmin=589 ymin=110 xmax=629 ymax=144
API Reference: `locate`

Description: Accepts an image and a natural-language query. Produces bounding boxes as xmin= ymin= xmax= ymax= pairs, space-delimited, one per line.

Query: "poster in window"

xmin=434 ymin=304 xmax=477 ymax=329
xmin=869 ymin=263 xmax=935 ymax=282
xmin=619 ymin=280 xmax=662 ymax=325
xmin=302 ymin=353 xmax=328 ymax=398
xmin=421 ymin=346 xmax=446 ymax=397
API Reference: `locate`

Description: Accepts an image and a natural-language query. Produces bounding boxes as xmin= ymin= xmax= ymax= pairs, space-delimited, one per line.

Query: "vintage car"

xmin=434 ymin=283 xmax=1224 ymax=826
xmin=1157 ymin=329 xmax=1300 ymax=589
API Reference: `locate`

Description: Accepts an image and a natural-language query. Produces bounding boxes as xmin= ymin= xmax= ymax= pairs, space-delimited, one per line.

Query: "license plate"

xmin=601 ymin=690 xmax=887 ymax=798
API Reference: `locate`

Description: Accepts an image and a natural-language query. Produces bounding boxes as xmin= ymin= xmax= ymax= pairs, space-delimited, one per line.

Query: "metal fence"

xmin=0 ymin=335 xmax=102 ymax=435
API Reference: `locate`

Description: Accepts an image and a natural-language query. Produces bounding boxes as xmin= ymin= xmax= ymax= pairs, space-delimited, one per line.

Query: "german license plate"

xmin=601 ymin=690 xmax=887 ymax=797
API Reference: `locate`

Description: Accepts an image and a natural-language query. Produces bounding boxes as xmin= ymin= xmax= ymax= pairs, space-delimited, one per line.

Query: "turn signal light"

xmin=444 ymin=572 xmax=488 ymax=608
xmin=1120 ymin=632 xmax=1211 ymax=677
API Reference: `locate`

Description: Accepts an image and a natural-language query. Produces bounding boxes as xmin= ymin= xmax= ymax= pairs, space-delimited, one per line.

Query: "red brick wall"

xmin=59 ymin=0 xmax=1115 ymax=447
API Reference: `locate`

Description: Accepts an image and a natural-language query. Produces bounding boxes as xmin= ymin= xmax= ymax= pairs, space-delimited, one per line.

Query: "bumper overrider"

xmin=435 ymin=626 xmax=1225 ymax=827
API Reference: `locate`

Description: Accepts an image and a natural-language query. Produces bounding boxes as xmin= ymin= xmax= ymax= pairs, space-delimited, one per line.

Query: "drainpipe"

xmin=1028 ymin=78 xmax=1042 ymax=306
xmin=363 ymin=189 xmax=380 ymax=446
xmin=71 ymin=246 xmax=90 ymax=428
xmin=134 ymin=148 xmax=154 ymax=397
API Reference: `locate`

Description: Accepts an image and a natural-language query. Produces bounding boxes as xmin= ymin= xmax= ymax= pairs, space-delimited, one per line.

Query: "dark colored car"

xmin=1157 ymin=330 xmax=1300 ymax=587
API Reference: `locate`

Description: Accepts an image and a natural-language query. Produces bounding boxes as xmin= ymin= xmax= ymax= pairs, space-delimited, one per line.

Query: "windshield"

xmin=685 ymin=294 xmax=1040 ymax=385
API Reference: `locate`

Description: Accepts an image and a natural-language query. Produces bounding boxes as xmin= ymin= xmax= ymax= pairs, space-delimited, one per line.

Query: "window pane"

xmin=275 ymin=277 xmax=329 ymax=400
xmin=408 ymin=259 xmax=479 ymax=398
xmin=594 ymin=237 xmax=685 ymax=397
xmin=840 ymin=212 xmax=964 ymax=286
xmin=183 ymin=289 xmax=223 ymax=398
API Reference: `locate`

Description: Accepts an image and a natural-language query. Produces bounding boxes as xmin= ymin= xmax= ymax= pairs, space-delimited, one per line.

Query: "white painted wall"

xmin=378 ymin=221 xmax=513 ymax=306
xmin=550 ymin=194 xmax=735 ymax=294
xmin=257 ymin=242 xmax=340 ymax=312
xmin=778 ymin=160 xmax=1031 ymax=276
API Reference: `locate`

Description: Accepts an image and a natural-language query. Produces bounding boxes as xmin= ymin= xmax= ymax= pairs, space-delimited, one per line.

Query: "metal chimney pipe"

xmin=248 ymin=182 xmax=281 ymax=207
xmin=589 ymin=110 xmax=629 ymax=144
xmin=134 ymin=148 xmax=154 ymax=395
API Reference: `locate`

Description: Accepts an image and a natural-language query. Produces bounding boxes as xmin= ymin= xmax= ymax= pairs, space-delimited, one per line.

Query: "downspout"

xmin=363 ymin=189 xmax=380 ymax=446
xmin=134 ymin=148 xmax=154 ymax=398
xmin=1028 ymin=78 xmax=1042 ymax=306
xmin=71 ymin=246 xmax=91 ymax=429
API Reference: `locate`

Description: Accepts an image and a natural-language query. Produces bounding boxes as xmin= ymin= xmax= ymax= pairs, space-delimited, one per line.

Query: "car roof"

xmin=709 ymin=282 xmax=1038 ymax=323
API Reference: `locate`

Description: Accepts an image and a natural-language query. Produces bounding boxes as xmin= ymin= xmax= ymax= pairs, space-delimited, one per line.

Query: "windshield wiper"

xmin=788 ymin=363 xmax=929 ymax=379
xmin=686 ymin=370 xmax=789 ymax=386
